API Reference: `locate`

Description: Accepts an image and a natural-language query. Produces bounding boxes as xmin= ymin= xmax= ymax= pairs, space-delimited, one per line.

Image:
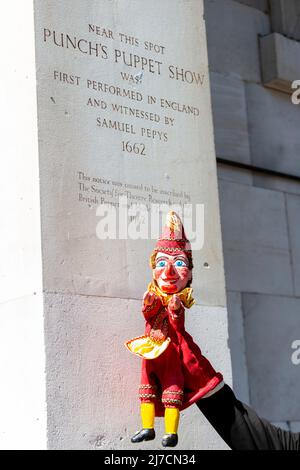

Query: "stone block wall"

xmin=205 ymin=0 xmax=300 ymax=431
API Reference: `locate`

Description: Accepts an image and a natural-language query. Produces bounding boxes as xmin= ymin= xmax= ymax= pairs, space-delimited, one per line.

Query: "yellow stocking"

xmin=164 ymin=407 xmax=180 ymax=434
xmin=141 ymin=403 xmax=155 ymax=429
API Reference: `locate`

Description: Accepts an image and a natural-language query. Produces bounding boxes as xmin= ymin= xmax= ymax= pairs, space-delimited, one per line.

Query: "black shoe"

xmin=162 ymin=433 xmax=178 ymax=447
xmin=131 ymin=428 xmax=155 ymax=443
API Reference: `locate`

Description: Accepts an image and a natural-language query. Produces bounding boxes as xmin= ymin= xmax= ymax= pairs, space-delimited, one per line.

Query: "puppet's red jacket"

xmin=126 ymin=285 xmax=223 ymax=417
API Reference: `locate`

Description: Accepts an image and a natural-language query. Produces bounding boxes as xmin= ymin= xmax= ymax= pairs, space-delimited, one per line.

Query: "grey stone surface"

xmin=286 ymin=194 xmax=300 ymax=297
xmin=218 ymin=163 xmax=253 ymax=186
xmin=246 ymin=83 xmax=300 ymax=178
xmin=235 ymin=0 xmax=269 ymax=12
xmin=205 ymin=0 xmax=300 ymax=432
xmin=243 ymin=293 xmax=300 ymax=422
xmin=35 ymin=0 xmax=227 ymax=308
xmin=227 ymin=291 xmax=250 ymax=404
xmin=204 ymin=0 xmax=270 ymax=81
xmin=253 ymin=172 xmax=300 ymax=196
xmin=270 ymin=0 xmax=300 ymax=41
xmin=260 ymin=33 xmax=300 ymax=94
xmin=210 ymin=72 xmax=251 ymax=164
xmin=0 ymin=0 xmax=48 ymax=449
xmin=32 ymin=0 xmax=232 ymax=451
xmin=45 ymin=293 xmax=231 ymax=450
xmin=219 ymin=180 xmax=293 ymax=296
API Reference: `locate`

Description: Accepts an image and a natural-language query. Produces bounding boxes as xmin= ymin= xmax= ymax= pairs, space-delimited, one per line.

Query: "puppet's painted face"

xmin=153 ymin=252 xmax=192 ymax=294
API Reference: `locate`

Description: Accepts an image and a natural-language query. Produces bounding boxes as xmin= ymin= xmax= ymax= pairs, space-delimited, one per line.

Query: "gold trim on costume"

xmin=162 ymin=398 xmax=183 ymax=406
xmin=125 ymin=335 xmax=171 ymax=360
xmin=154 ymin=247 xmax=192 ymax=253
xmin=139 ymin=385 xmax=157 ymax=390
xmin=166 ymin=212 xmax=181 ymax=233
xmin=139 ymin=393 xmax=157 ymax=399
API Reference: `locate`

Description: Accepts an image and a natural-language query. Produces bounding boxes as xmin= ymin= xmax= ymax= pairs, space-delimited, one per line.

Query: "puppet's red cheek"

xmin=179 ymin=268 xmax=189 ymax=278
xmin=153 ymin=268 xmax=164 ymax=280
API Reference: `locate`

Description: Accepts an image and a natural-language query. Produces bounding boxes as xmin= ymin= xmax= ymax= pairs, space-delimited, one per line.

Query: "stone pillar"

xmin=270 ymin=0 xmax=300 ymax=40
xmin=0 ymin=1 xmax=47 ymax=450
xmin=2 ymin=0 xmax=232 ymax=449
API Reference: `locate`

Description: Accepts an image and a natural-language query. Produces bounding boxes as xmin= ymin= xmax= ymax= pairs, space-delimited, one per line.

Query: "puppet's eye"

xmin=175 ymin=260 xmax=187 ymax=267
xmin=156 ymin=260 xmax=167 ymax=268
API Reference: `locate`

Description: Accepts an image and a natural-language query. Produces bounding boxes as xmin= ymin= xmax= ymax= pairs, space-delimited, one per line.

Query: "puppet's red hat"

xmin=153 ymin=211 xmax=192 ymax=256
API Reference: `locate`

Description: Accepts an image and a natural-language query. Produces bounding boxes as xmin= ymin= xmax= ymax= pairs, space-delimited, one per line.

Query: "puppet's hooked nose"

xmin=164 ymin=261 xmax=178 ymax=279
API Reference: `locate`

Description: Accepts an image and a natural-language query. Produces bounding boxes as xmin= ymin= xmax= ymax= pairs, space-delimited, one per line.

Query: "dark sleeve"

xmin=196 ymin=384 xmax=300 ymax=451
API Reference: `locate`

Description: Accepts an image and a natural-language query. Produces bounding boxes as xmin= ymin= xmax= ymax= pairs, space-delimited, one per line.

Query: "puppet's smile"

xmin=161 ymin=278 xmax=180 ymax=284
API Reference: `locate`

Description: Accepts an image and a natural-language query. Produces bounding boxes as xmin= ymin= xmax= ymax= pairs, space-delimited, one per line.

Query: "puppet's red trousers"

xmin=139 ymin=341 xmax=184 ymax=410
xmin=138 ymin=328 xmax=223 ymax=417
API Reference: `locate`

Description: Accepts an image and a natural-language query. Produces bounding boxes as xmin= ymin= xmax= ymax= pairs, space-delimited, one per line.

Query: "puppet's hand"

xmin=143 ymin=291 xmax=157 ymax=307
xmin=142 ymin=291 xmax=162 ymax=319
xmin=168 ymin=295 xmax=184 ymax=321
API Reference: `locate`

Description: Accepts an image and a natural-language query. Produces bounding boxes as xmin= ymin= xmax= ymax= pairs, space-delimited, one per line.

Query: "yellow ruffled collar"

xmin=148 ymin=281 xmax=195 ymax=309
